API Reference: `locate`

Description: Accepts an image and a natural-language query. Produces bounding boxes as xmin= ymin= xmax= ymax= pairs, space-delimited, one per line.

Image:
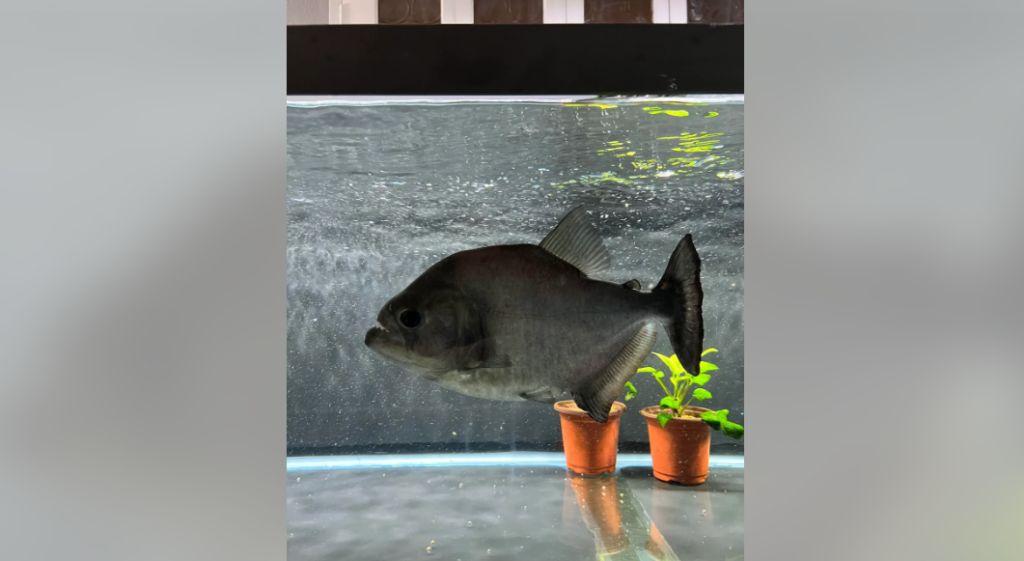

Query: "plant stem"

xmin=670 ymin=377 xmax=689 ymax=416
xmin=675 ymin=377 xmax=690 ymax=402
xmin=654 ymin=376 xmax=671 ymax=398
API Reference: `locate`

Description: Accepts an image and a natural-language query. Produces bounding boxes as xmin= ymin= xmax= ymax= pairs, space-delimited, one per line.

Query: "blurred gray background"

xmin=4 ymin=4 xmax=1024 ymax=561
xmin=286 ymin=100 xmax=744 ymax=452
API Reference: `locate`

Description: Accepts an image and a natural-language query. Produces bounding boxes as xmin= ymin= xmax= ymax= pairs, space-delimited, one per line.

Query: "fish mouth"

xmin=364 ymin=321 xmax=390 ymax=347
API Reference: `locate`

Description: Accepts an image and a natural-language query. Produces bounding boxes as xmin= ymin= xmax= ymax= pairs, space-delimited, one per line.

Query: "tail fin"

xmin=655 ymin=234 xmax=704 ymax=378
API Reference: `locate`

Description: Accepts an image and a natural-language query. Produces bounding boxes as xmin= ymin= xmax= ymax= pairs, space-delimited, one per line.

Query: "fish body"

xmin=365 ymin=207 xmax=704 ymax=422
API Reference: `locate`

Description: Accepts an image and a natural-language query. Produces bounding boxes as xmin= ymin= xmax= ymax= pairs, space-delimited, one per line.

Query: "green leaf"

xmin=636 ymin=367 xmax=657 ymax=374
xmin=700 ymin=411 xmax=721 ymax=429
xmin=691 ymin=373 xmax=711 ymax=386
xmin=660 ymin=396 xmax=680 ymax=410
xmin=651 ymin=352 xmax=684 ymax=377
xmin=624 ymin=381 xmax=637 ymax=401
xmin=721 ymin=420 xmax=744 ymax=439
xmin=700 ymin=409 xmax=742 ymax=438
xmin=657 ymin=413 xmax=673 ymax=428
xmin=701 ymin=348 xmax=718 ymax=357
xmin=692 ymin=388 xmax=712 ymax=401
xmin=652 ymin=370 xmax=665 ymax=380
xmin=699 ymin=361 xmax=719 ymax=375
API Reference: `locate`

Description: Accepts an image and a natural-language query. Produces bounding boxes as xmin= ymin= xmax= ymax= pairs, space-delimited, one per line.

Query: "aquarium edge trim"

xmin=286 ymin=452 xmax=744 ymax=472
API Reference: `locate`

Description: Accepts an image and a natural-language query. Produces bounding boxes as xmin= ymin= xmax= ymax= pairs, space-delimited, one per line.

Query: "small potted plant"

xmin=625 ymin=349 xmax=743 ymax=484
xmin=554 ymin=400 xmax=626 ymax=476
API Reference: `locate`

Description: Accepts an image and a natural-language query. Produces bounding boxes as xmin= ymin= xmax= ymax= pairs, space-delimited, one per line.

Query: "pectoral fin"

xmin=478 ymin=353 xmax=513 ymax=369
xmin=454 ymin=338 xmax=512 ymax=371
xmin=572 ymin=322 xmax=658 ymax=423
xmin=520 ymin=388 xmax=561 ymax=404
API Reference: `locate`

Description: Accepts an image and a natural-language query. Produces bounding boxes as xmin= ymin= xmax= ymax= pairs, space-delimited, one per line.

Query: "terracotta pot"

xmin=567 ymin=472 xmax=627 ymax=554
xmin=559 ymin=476 xmax=595 ymax=551
xmin=645 ymin=520 xmax=674 ymax=561
xmin=554 ymin=400 xmax=625 ymax=475
xmin=641 ymin=405 xmax=713 ymax=484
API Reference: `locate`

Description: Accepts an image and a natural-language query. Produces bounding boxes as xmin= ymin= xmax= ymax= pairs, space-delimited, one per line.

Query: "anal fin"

xmin=572 ymin=322 xmax=658 ymax=423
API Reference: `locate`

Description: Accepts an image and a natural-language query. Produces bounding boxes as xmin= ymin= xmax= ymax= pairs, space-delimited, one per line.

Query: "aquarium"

xmin=287 ymin=95 xmax=744 ymax=560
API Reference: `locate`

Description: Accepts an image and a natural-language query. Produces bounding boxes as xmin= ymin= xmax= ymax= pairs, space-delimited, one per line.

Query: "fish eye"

xmin=398 ymin=309 xmax=422 ymax=329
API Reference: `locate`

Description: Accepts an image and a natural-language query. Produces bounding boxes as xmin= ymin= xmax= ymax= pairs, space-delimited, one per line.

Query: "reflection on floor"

xmin=287 ymin=460 xmax=743 ymax=560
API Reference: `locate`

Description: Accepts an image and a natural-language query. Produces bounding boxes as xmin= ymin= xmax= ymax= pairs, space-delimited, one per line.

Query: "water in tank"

xmin=287 ymin=95 xmax=744 ymax=560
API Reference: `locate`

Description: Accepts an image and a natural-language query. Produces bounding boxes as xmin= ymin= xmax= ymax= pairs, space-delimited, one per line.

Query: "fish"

xmin=364 ymin=206 xmax=704 ymax=423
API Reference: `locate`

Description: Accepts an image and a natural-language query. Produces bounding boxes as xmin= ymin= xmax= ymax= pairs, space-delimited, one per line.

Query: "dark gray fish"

xmin=364 ymin=207 xmax=704 ymax=423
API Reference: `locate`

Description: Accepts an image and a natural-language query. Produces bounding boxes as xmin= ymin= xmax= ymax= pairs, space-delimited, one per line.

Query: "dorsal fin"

xmin=538 ymin=206 xmax=611 ymax=278
xmin=572 ymin=322 xmax=658 ymax=423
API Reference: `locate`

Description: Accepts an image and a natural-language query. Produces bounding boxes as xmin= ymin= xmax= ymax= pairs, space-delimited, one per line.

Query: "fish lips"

xmin=365 ymin=322 xmax=406 ymax=359
xmin=364 ymin=326 xmax=382 ymax=347
xmin=364 ymin=323 xmax=389 ymax=348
